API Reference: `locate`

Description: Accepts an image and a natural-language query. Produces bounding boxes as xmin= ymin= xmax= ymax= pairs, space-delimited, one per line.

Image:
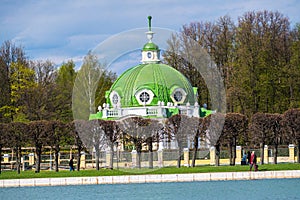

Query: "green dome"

xmin=143 ymin=42 xmax=159 ymax=51
xmin=106 ymin=63 xmax=196 ymax=107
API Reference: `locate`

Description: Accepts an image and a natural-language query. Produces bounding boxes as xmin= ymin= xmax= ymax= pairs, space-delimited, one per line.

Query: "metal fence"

xmin=0 ymin=145 xmax=298 ymax=171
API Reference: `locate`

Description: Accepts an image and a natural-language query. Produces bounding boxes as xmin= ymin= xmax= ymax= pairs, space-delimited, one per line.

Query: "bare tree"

xmin=117 ymin=116 xmax=156 ymax=169
xmin=76 ymin=119 xmax=107 ymax=170
xmin=165 ymin=115 xmax=199 ymax=168
xmin=146 ymin=119 xmax=163 ymax=169
xmin=0 ymin=123 xmax=8 ymax=174
xmin=203 ymin=113 xmax=225 ymax=166
xmin=250 ymin=113 xmax=272 ymax=165
xmin=68 ymin=120 xmax=85 ymax=171
xmin=99 ymin=120 xmax=120 ymax=169
xmin=47 ymin=120 xmax=66 ymax=172
xmin=29 ymin=120 xmax=49 ymax=173
xmin=165 ymin=114 xmax=183 ymax=168
xmin=191 ymin=117 xmax=204 ymax=167
xmin=222 ymin=113 xmax=248 ymax=165
xmin=8 ymin=122 xmax=28 ymax=174
xmin=282 ymin=108 xmax=300 ymax=163
xmin=268 ymin=114 xmax=283 ymax=164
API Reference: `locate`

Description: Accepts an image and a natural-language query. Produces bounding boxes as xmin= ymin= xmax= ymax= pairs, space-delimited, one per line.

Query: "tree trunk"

xmin=192 ymin=135 xmax=198 ymax=167
xmin=177 ymin=143 xmax=182 ymax=168
xmin=233 ymin=137 xmax=237 ymax=166
xmin=36 ymin=148 xmax=42 ymax=173
xmin=95 ymin=149 xmax=100 ymax=170
xmin=136 ymin=142 xmax=142 ymax=169
xmin=137 ymin=151 xmax=141 ymax=169
xmin=16 ymin=147 xmax=21 ymax=174
xmin=215 ymin=144 xmax=220 ymax=166
xmin=76 ymin=149 xmax=81 ymax=171
xmin=260 ymin=142 xmax=264 ymax=165
xmin=148 ymin=139 xmax=153 ymax=169
xmin=229 ymin=144 xmax=233 ymax=166
xmin=54 ymin=149 xmax=59 ymax=172
xmin=274 ymin=145 xmax=278 ymax=164
xmin=233 ymin=146 xmax=237 ymax=166
xmin=18 ymin=150 xmax=21 ymax=174
xmin=109 ymin=143 xmax=114 ymax=169
xmin=75 ymin=135 xmax=83 ymax=171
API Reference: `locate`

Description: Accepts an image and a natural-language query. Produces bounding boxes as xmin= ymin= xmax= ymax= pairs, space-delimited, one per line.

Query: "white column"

xmin=236 ymin=146 xmax=242 ymax=164
xmin=80 ymin=151 xmax=86 ymax=169
xmin=183 ymin=148 xmax=190 ymax=167
xmin=210 ymin=146 xmax=216 ymax=166
xmin=264 ymin=145 xmax=269 ymax=164
xmin=102 ymin=108 xmax=108 ymax=118
xmin=289 ymin=144 xmax=295 ymax=163
xmin=157 ymin=149 xmax=163 ymax=168
xmin=131 ymin=150 xmax=137 ymax=168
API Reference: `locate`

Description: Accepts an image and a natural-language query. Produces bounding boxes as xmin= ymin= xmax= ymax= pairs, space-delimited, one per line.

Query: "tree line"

xmin=164 ymin=10 xmax=300 ymax=117
xmin=0 ymin=43 xmax=116 ymax=123
xmin=0 ymin=108 xmax=299 ymax=174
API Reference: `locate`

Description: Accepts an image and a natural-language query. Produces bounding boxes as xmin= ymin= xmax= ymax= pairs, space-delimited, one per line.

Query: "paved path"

xmin=1 ymin=170 xmax=300 ymax=187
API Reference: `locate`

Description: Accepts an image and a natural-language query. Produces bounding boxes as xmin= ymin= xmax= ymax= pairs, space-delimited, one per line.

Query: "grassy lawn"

xmin=0 ymin=163 xmax=300 ymax=180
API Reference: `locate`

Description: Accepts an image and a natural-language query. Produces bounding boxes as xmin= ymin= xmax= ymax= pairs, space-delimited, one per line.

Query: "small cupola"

xmin=141 ymin=16 xmax=161 ymax=64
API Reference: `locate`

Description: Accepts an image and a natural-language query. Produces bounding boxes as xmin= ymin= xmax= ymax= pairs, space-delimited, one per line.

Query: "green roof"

xmin=107 ymin=63 xmax=196 ymax=107
xmin=142 ymin=42 xmax=159 ymax=51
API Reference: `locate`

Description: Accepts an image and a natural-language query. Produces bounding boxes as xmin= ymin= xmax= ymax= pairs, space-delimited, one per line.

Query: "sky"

xmin=1 ymin=0 xmax=300 ymax=72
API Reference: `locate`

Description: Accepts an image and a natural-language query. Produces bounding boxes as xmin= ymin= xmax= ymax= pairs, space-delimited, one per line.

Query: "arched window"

xmin=110 ymin=91 xmax=120 ymax=108
xmin=171 ymin=88 xmax=187 ymax=104
xmin=174 ymin=90 xmax=183 ymax=102
xmin=135 ymin=89 xmax=154 ymax=105
xmin=139 ymin=91 xmax=150 ymax=103
xmin=112 ymin=94 xmax=119 ymax=104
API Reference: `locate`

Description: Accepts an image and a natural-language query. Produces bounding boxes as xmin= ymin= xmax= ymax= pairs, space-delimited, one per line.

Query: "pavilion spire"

xmin=146 ymin=16 xmax=154 ymax=42
xmin=148 ymin=16 xmax=152 ymax=31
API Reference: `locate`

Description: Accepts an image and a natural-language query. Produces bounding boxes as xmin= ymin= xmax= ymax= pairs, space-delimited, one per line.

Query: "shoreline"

xmin=1 ymin=170 xmax=300 ymax=188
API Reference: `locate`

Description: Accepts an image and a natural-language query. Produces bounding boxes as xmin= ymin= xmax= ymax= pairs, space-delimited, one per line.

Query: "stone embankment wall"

xmin=1 ymin=170 xmax=300 ymax=188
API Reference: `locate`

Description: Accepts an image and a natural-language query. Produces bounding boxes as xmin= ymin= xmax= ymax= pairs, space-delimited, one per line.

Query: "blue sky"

xmin=1 ymin=0 xmax=300 ymax=72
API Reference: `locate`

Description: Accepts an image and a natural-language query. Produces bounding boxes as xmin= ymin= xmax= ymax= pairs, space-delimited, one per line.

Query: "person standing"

xmin=249 ymin=151 xmax=257 ymax=171
xmin=247 ymin=151 xmax=251 ymax=165
xmin=253 ymin=153 xmax=258 ymax=171
xmin=241 ymin=152 xmax=247 ymax=165
xmin=69 ymin=156 xmax=74 ymax=171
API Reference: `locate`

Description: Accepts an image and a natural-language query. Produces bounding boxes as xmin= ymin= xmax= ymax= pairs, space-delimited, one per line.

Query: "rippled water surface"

xmin=1 ymin=178 xmax=300 ymax=200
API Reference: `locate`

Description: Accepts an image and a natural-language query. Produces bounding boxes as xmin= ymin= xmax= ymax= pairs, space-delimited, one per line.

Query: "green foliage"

xmin=165 ymin=10 xmax=300 ymax=116
xmin=0 ymin=41 xmax=28 ymax=122
xmin=54 ymin=61 xmax=77 ymax=122
xmin=73 ymin=52 xmax=116 ymax=120
xmin=9 ymin=62 xmax=35 ymax=120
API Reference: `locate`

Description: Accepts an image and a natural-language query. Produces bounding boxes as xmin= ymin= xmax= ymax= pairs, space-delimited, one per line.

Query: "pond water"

xmin=1 ymin=178 xmax=300 ymax=200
